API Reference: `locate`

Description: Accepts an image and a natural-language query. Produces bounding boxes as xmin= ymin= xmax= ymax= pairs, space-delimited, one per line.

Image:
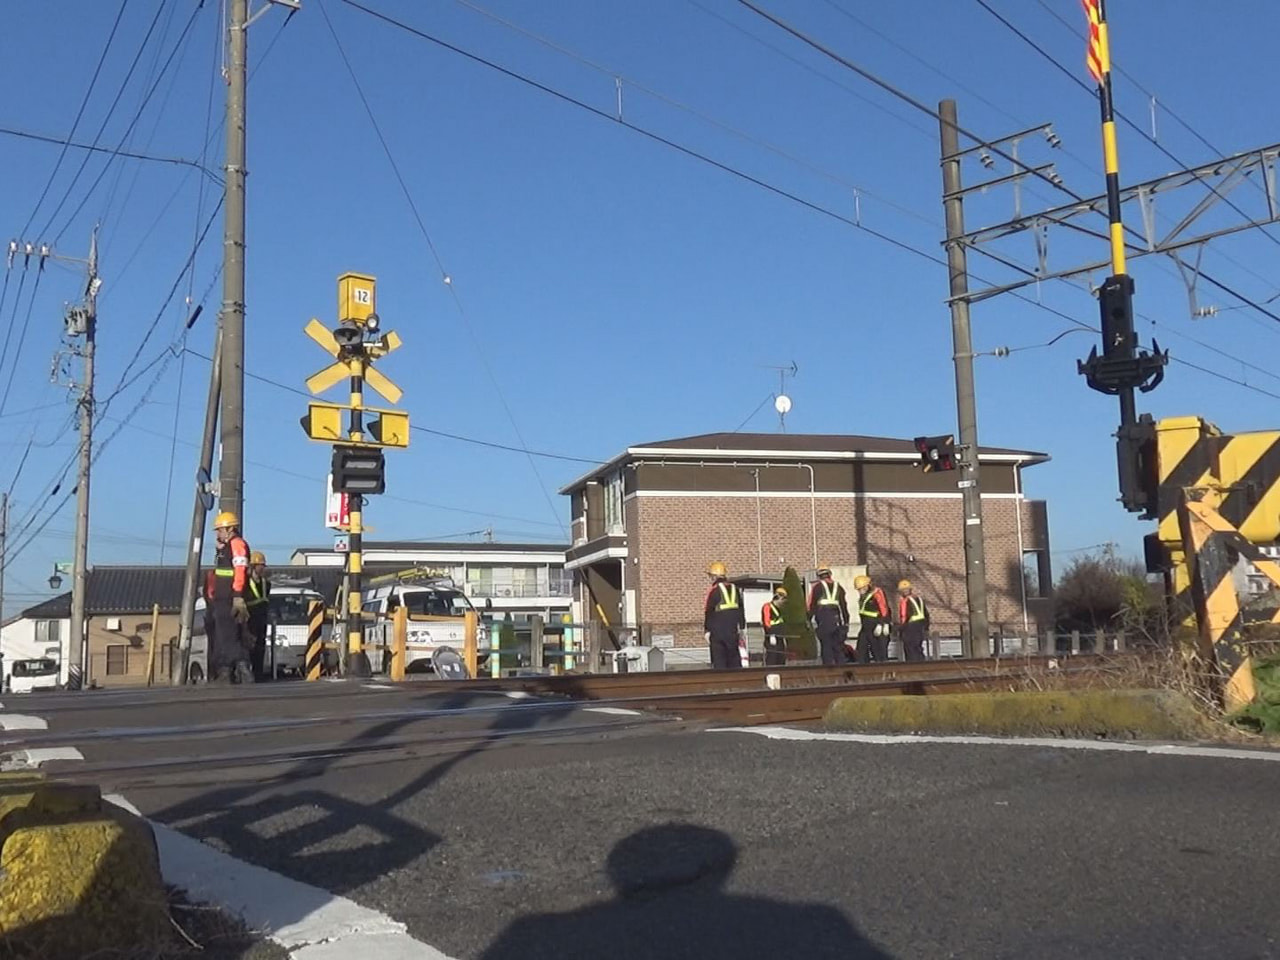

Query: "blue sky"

xmin=1 ymin=0 xmax=1277 ymax=617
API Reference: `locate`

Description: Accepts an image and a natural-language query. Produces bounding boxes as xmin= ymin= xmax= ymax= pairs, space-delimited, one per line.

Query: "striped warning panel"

xmin=1179 ymin=498 xmax=1263 ymax=712
xmin=305 ymin=600 xmax=325 ymax=682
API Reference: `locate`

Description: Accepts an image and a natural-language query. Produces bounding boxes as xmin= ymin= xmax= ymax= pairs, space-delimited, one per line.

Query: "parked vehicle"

xmin=4 ymin=657 xmax=60 ymax=693
xmin=362 ymin=571 xmax=488 ymax=674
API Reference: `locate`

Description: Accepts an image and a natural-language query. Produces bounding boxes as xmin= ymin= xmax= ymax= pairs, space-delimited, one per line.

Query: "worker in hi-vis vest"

xmin=703 ymin=561 xmax=746 ymax=670
xmin=807 ymin=565 xmax=850 ymax=665
xmin=853 ymin=574 xmax=891 ymax=663
xmin=896 ymin=579 xmax=930 ymax=662
xmin=761 ymin=585 xmax=791 ymax=666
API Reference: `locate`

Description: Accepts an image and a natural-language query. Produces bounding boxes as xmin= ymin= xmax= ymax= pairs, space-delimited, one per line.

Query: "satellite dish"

xmin=774 ymin=394 xmax=792 ymax=415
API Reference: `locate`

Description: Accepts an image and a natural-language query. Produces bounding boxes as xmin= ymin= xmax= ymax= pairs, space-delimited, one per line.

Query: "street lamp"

xmin=48 ymin=565 xmax=63 ymax=590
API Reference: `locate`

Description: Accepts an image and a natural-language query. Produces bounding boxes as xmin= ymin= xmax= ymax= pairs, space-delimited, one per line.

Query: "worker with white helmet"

xmin=896 ymin=579 xmax=930 ymax=662
xmin=209 ymin=511 xmax=255 ymax=684
xmin=703 ymin=561 xmax=746 ymax=670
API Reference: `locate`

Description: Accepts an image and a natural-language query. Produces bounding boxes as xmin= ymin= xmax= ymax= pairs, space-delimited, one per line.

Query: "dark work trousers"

xmin=709 ymin=633 xmax=742 ymax=670
xmin=763 ymin=632 xmax=788 ymax=666
xmin=901 ymin=622 xmax=927 ymax=662
xmin=816 ymin=621 xmax=846 ymax=665
xmin=855 ymin=622 xmax=890 ymax=663
xmin=248 ymin=614 xmax=269 ymax=679
xmin=211 ymin=604 xmax=254 ymax=684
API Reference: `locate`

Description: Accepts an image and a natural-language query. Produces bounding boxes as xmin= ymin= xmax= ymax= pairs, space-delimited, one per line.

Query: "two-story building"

xmin=561 ymin=432 xmax=1053 ymax=653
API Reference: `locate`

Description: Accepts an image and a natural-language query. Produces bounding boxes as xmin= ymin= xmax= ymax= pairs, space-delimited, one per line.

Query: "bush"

xmin=780 ymin=566 xmax=817 ymax=660
xmin=1054 ymin=544 xmax=1153 ymax=634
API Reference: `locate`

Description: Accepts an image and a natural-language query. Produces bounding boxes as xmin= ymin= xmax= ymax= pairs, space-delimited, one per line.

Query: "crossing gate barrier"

xmin=305 ymin=600 xmax=325 ymax=681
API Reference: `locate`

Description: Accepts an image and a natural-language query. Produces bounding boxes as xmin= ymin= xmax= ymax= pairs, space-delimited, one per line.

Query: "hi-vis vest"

xmin=860 ymin=588 xmax=885 ymax=619
xmin=903 ymin=596 xmax=926 ymax=622
xmin=247 ymin=576 xmax=268 ymax=608
xmin=714 ymin=582 xmax=740 ymax=611
xmin=816 ymin=581 xmax=840 ymax=606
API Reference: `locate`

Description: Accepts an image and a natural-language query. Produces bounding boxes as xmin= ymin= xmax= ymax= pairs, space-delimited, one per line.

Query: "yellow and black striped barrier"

xmin=305 ymin=600 xmax=325 ymax=681
xmin=1178 ymin=496 xmax=1280 ymax=711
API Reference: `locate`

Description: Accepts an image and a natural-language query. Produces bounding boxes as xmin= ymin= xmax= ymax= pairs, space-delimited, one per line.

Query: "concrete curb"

xmin=0 ymin=773 xmax=168 ymax=957
xmin=823 ymin=689 xmax=1211 ymax=740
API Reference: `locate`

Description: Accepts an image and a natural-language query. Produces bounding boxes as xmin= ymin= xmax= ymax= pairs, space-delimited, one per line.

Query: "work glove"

xmin=704 ymin=631 xmax=711 ymax=644
xmin=232 ymin=597 xmax=249 ymax=623
xmin=873 ymin=624 xmax=886 ymax=638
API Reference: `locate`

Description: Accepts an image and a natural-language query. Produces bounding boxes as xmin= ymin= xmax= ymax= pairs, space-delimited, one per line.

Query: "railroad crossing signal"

xmin=332 ymin=445 xmax=385 ymax=495
xmin=304 ymin=318 xmax=404 ymax=405
xmin=913 ymin=435 xmax=957 ymax=473
xmin=300 ymin=401 xmax=410 ymax=447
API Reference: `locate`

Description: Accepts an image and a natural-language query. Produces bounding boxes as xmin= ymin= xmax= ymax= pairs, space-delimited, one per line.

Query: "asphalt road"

xmin=12 ymin=680 xmax=1280 ymax=959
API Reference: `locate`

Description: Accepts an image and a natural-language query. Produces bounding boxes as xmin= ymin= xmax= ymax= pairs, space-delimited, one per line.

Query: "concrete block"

xmin=0 ymin=775 xmax=168 ymax=957
xmin=823 ymin=689 xmax=1210 ymax=741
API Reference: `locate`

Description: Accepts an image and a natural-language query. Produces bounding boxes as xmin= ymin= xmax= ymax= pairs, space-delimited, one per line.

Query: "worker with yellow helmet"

xmin=760 ymin=584 xmax=790 ymax=666
xmin=703 ymin=561 xmax=746 ymax=670
xmin=853 ymin=573 xmax=891 ymax=663
xmin=246 ymin=550 xmax=272 ymax=679
xmin=896 ymin=579 xmax=930 ymax=662
xmin=807 ymin=564 xmax=850 ymax=665
xmin=208 ymin=511 xmax=255 ymax=684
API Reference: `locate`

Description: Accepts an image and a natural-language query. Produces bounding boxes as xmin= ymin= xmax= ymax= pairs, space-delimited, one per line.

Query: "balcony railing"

xmin=465 ymin=577 xmax=572 ymax=599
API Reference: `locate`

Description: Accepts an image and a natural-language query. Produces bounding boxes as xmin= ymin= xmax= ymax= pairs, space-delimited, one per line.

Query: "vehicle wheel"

xmin=188 ymin=662 xmax=205 ymax=685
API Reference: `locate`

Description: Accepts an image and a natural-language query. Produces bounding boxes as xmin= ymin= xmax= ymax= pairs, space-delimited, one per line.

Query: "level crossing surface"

xmin=3 ymin=680 xmax=1277 ymax=959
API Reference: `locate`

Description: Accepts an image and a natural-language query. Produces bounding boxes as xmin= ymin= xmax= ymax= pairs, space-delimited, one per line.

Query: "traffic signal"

xmin=913 ymin=435 xmax=956 ymax=473
xmin=332 ymin=445 xmax=385 ymax=495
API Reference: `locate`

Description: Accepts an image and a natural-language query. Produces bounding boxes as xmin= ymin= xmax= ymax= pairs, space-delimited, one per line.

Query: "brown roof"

xmin=636 ymin=432 xmax=1046 ymax=458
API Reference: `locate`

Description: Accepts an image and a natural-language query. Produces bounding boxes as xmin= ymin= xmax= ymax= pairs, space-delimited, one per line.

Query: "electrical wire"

xmin=731 ymin=393 xmax=778 ymax=433
xmin=52 ymin=0 xmax=207 ymax=245
xmin=319 ymin=0 xmax=568 ymax=536
xmin=18 ymin=0 xmax=132 ymax=238
xmin=338 ymin=0 xmax=1278 ymax=407
xmin=34 ymin=2 xmax=167 ymax=241
xmin=0 ymin=266 xmax=45 ymax=417
xmin=971 ymin=0 xmax=1280 ymax=319
xmin=0 ymin=128 xmax=221 ymax=185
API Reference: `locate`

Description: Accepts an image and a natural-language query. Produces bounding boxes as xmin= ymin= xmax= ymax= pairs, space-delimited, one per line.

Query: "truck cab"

xmin=4 ymin=657 xmax=60 ymax=694
xmin=361 ymin=574 xmax=487 ymax=674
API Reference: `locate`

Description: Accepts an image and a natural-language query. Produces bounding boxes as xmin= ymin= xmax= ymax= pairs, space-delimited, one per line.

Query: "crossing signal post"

xmin=914 ymin=435 xmax=957 ymax=473
xmin=301 ymin=273 xmax=408 ymax=679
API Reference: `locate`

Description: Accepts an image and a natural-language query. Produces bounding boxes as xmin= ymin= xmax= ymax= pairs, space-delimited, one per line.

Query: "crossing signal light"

xmin=913 ymin=435 xmax=956 ymax=473
xmin=332 ymin=445 xmax=385 ymax=495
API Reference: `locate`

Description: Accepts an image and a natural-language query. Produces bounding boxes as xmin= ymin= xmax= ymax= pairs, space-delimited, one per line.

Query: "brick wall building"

xmin=562 ymin=433 xmax=1052 ymax=654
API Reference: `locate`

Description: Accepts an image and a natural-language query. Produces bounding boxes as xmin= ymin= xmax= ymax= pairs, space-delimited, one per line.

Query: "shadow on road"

xmin=479 ymin=823 xmax=893 ymax=960
xmin=150 ymin=688 xmax=580 ymax=895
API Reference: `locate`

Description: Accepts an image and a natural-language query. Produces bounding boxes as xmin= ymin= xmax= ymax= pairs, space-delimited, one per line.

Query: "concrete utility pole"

xmin=71 ymin=228 xmax=100 ymax=684
xmin=938 ymin=99 xmax=990 ymax=658
xmin=0 ymin=493 xmax=7 ymax=625
xmin=173 ymin=326 xmax=222 ymax=685
xmin=218 ymin=0 xmax=249 ymax=523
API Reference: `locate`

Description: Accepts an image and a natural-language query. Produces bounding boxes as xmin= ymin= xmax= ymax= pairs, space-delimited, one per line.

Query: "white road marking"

xmin=585 ymin=707 xmax=644 ymax=716
xmin=362 ymin=683 xmax=397 ymax=692
xmin=502 ymin=691 xmax=533 ymax=699
xmin=0 ymin=714 xmax=47 ymax=731
xmin=715 ymin=726 xmax=1280 ymax=763
xmin=16 ymin=746 xmax=84 ymax=766
xmin=107 ymin=796 xmax=458 ymax=960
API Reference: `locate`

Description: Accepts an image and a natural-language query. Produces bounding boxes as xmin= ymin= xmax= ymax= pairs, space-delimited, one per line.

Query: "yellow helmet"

xmin=707 ymin=561 xmax=728 ymax=578
xmin=774 ymin=586 xmax=788 ymax=598
xmin=898 ymin=579 xmax=913 ymax=592
xmin=213 ymin=511 xmax=239 ymax=530
xmin=816 ymin=562 xmax=833 ymax=576
xmin=250 ymin=551 xmax=267 ymax=566
xmin=854 ymin=574 xmax=871 ymax=590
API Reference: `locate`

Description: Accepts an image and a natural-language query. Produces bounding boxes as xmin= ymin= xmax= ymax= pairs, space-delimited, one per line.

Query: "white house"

xmin=0 ymin=595 xmax=71 ymax=686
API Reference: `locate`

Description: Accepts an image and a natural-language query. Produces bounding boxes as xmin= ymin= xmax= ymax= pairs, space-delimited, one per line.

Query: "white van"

xmin=361 ymin=579 xmax=488 ymax=674
xmin=189 ymin=580 xmax=332 ymax=681
xmin=4 ymin=657 xmax=60 ymax=694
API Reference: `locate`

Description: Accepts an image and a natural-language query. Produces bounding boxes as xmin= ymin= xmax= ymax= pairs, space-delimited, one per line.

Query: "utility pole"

xmin=0 ymin=493 xmax=7 ymax=625
xmin=939 ymin=99 xmax=990 ymax=658
xmin=70 ymin=228 xmax=99 ymax=686
xmin=173 ymin=325 xmax=222 ymax=685
xmin=218 ymin=0 xmax=248 ymax=524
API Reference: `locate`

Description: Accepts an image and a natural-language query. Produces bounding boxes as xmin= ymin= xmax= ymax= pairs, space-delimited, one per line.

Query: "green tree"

xmin=780 ymin=566 xmax=817 ymax=660
xmin=498 ymin=612 xmax=516 ymax=669
xmin=1054 ymin=544 xmax=1150 ymax=634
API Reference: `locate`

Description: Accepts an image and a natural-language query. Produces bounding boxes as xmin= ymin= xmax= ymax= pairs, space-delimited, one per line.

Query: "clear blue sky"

xmin=2 ymin=0 xmax=1277 ymax=618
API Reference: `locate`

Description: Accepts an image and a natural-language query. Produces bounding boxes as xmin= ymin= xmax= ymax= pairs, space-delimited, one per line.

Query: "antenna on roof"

xmin=762 ymin=361 xmax=798 ymax=432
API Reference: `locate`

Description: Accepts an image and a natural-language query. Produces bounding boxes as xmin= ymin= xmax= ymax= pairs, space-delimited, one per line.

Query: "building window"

xmin=105 ymin=645 xmax=127 ymax=676
xmin=1022 ymin=550 xmax=1048 ymax=599
xmin=35 ymin=620 xmax=61 ymax=647
xmin=604 ymin=472 xmax=624 ymax=534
